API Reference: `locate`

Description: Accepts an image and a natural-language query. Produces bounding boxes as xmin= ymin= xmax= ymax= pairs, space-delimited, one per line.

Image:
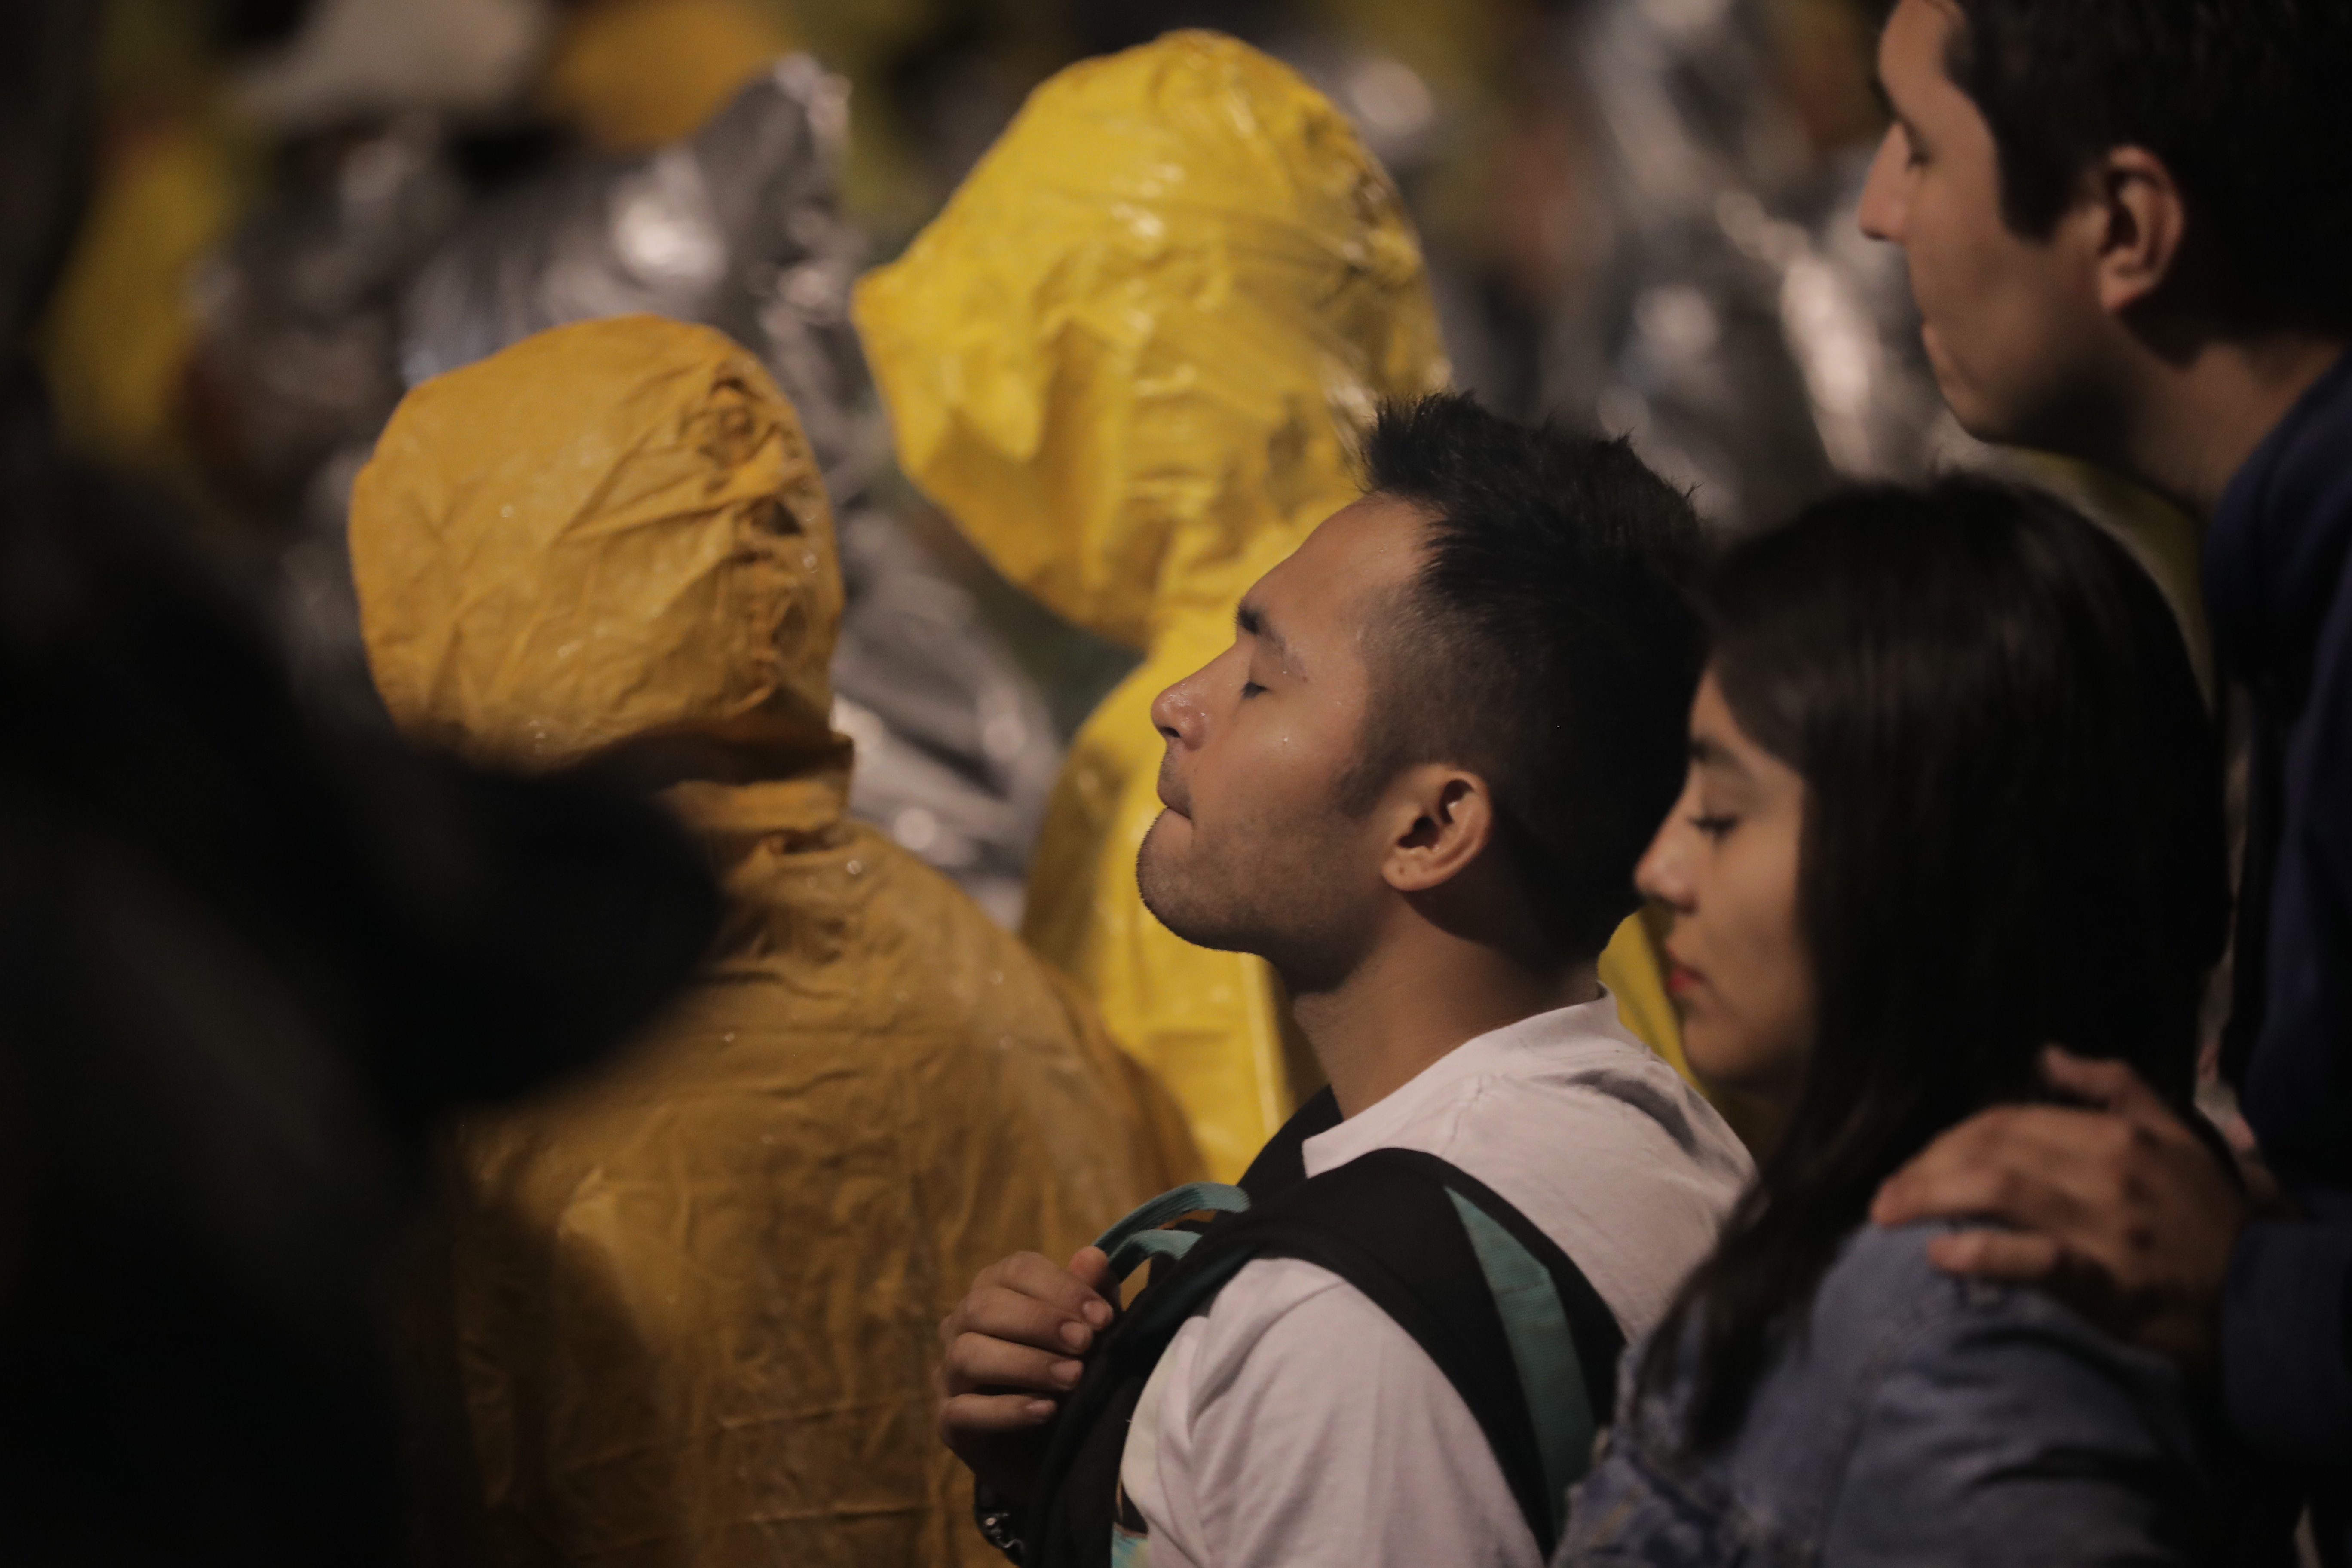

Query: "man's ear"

xmin=2084 ymin=146 xmax=2189 ymax=315
xmin=1379 ymin=766 xmax=1497 ymax=894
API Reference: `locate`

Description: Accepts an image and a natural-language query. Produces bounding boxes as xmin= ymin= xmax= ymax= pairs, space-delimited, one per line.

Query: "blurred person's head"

xmin=1634 ymin=479 xmax=2227 ymax=1445
xmin=1138 ymin=392 xmax=1705 ymax=997
xmin=0 ymin=460 xmax=715 ymax=1562
xmin=0 ymin=24 xmax=718 ymax=1556
xmin=1859 ymin=0 xmax=2351 ymax=464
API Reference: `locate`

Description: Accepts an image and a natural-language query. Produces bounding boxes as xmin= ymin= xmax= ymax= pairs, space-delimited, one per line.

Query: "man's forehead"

xmin=1239 ymin=497 xmax=1430 ymax=683
xmin=1880 ymin=0 xmax=1960 ymax=89
xmin=1269 ymin=494 xmax=1433 ymax=596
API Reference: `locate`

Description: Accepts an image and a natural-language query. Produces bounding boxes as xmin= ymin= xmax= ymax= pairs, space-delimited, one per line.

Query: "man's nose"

xmin=1856 ymin=123 xmax=1907 ymax=243
xmin=1150 ymin=668 xmax=1210 ymax=749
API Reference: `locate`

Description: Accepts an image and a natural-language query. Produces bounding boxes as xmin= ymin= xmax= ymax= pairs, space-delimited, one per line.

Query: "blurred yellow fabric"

xmin=38 ymin=114 xmax=243 ymax=475
xmin=351 ymin=315 xmax=1197 ymax=1567
xmin=2016 ymin=452 xmax=2214 ymax=695
xmin=35 ymin=0 xmax=252 ymax=479
xmin=540 ymin=0 xmax=794 ymax=151
xmin=857 ymin=31 xmax=1700 ymax=1178
xmin=1602 ymin=910 xmax=1684 ymax=1089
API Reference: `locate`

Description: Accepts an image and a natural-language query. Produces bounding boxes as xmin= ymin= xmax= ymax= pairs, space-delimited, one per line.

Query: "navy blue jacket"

xmin=2204 ymin=350 xmax=2352 ymax=1501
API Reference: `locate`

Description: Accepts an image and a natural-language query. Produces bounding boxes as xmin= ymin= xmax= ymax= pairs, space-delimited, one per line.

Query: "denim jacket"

xmin=1558 ymin=1223 xmax=2229 ymax=1567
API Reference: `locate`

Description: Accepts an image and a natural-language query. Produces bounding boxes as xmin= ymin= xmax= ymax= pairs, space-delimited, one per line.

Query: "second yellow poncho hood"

xmin=855 ymin=30 xmax=1451 ymax=653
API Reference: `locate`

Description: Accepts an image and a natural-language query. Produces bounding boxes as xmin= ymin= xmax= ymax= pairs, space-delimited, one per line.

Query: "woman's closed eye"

xmin=1690 ymin=812 xmax=1737 ymax=839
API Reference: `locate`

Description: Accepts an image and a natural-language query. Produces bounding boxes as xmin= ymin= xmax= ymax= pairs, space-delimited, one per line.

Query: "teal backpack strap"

xmin=1093 ymin=1182 xmax=1250 ymax=1283
xmin=1448 ymin=1194 xmax=1598 ymax=1546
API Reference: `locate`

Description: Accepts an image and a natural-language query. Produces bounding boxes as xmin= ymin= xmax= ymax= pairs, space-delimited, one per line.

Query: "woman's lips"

xmin=1665 ymin=960 xmax=1702 ymax=996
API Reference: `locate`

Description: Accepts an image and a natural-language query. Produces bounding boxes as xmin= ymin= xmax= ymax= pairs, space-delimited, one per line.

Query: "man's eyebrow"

xmin=1870 ymin=63 xmax=1931 ymax=150
xmin=1235 ymin=600 xmax=1304 ymax=675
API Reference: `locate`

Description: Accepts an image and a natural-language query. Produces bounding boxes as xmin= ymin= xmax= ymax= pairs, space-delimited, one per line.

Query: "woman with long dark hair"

xmin=1559 ymin=481 xmax=2245 ymax=1564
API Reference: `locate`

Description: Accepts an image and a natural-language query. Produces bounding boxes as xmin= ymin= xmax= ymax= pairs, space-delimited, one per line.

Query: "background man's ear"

xmin=2089 ymin=147 xmax=2189 ymax=315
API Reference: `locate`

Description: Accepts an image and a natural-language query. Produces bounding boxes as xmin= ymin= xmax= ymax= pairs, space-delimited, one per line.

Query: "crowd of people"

xmin=2 ymin=0 xmax=2348 ymax=1565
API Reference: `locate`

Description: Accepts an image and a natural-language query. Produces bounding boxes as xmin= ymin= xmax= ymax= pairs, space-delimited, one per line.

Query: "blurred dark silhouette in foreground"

xmin=0 ymin=6 xmax=720 ymax=1562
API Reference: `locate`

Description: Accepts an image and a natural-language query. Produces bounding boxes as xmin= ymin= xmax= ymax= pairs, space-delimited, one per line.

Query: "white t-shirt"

xmin=1118 ymin=994 xmax=1752 ymax=1568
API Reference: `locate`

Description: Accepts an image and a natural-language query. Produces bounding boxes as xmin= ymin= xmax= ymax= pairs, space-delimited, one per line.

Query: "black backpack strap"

xmin=1024 ymin=1217 xmax=1265 ymax=1567
xmin=1234 ymin=1085 xmax=1341 ymax=1203
xmin=1023 ymin=1148 xmax=1624 ymax=1565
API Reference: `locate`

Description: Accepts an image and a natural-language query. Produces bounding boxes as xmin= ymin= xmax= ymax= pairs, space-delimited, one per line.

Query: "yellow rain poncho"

xmin=351 ymin=315 xmax=1198 ymax=1567
xmin=856 ymin=31 xmax=1695 ymax=1178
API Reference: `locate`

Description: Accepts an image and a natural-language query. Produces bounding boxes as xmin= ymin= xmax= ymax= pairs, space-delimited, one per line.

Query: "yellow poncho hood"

xmin=855 ymin=29 xmax=1451 ymax=654
xmin=352 ymin=314 xmax=845 ymax=781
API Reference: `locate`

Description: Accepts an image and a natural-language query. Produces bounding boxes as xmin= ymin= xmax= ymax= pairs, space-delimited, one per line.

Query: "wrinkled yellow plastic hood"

xmin=352 ymin=315 xmax=845 ymax=780
xmin=856 ymin=29 xmax=1450 ymax=654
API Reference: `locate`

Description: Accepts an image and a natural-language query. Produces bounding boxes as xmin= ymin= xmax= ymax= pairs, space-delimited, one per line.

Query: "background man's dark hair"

xmin=1942 ymin=0 xmax=2352 ymax=334
xmin=1348 ymin=391 xmax=1705 ymax=959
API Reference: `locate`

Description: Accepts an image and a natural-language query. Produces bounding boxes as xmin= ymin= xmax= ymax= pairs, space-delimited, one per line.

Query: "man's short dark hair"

xmin=1347 ymin=392 xmax=1705 ymax=959
xmin=1943 ymin=0 xmax=2352 ymax=334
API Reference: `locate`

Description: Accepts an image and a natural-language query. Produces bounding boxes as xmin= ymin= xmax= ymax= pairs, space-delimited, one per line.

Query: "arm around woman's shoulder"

xmin=1821 ymin=1223 xmax=2211 ymax=1568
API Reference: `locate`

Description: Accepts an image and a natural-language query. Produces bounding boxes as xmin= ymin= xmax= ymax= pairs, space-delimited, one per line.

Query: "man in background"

xmin=1857 ymin=0 xmax=2352 ymax=1549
